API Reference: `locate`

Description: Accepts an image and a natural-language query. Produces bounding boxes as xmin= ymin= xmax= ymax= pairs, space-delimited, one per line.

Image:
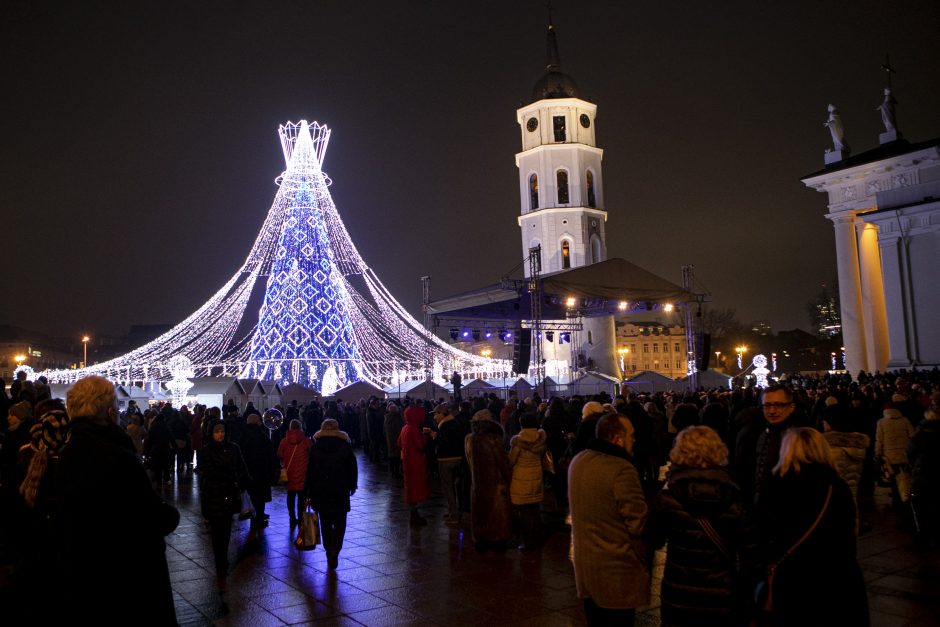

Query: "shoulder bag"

xmin=279 ymin=444 xmax=297 ymax=485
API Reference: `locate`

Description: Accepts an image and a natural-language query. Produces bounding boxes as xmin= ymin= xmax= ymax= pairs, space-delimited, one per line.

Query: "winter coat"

xmin=568 ymin=439 xmax=649 ymax=610
xmin=126 ymin=422 xmax=147 ymax=457
xmin=189 ymin=413 xmax=204 ymax=452
xmin=399 ymin=406 xmax=430 ymax=503
xmin=823 ymin=430 xmax=870 ymax=498
xmin=465 ymin=419 xmax=512 ymax=542
xmin=199 ymin=437 xmax=248 ymax=518
xmin=58 ymin=419 xmax=180 ymax=625
xmin=876 ymin=414 xmax=914 ymax=465
xmin=277 ymin=428 xmax=311 ymax=491
xmin=385 ymin=410 xmax=404 ymax=459
xmin=908 ymin=417 xmax=940 ymax=500
xmin=509 ymin=428 xmax=547 ymax=505
xmin=240 ymin=423 xmax=278 ymax=501
xmin=433 ymin=415 xmax=465 ymax=460
xmin=758 ymin=464 xmax=869 ymax=627
xmin=649 ymin=466 xmax=744 ymax=626
xmin=306 ymin=430 xmax=357 ymax=514
xmin=143 ymin=414 xmax=174 ymax=468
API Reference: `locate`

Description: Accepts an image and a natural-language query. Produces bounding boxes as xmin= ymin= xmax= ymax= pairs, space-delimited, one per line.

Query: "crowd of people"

xmin=1 ymin=366 xmax=938 ymax=625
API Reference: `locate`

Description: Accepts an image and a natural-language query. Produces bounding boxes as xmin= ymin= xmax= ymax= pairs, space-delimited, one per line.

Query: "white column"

xmin=857 ymin=222 xmax=890 ymax=371
xmin=828 ymin=214 xmax=868 ymax=375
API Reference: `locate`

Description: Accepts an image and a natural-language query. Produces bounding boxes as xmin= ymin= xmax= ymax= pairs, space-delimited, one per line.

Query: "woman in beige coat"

xmin=509 ymin=413 xmax=546 ymax=549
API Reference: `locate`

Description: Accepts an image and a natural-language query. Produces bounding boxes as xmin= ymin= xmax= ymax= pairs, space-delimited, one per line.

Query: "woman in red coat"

xmin=399 ymin=405 xmax=430 ymax=525
xmin=277 ymin=419 xmax=311 ymax=526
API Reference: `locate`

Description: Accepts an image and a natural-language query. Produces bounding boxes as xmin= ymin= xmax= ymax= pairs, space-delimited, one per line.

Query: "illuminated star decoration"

xmin=36 ymin=121 xmax=510 ymax=393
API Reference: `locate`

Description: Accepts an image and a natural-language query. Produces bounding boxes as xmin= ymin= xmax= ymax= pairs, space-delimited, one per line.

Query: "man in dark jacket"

xmin=58 ymin=376 xmax=179 ymax=625
xmin=306 ymin=419 xmax=357 ymax=570
xmin=431 ymin=403 xmax=464 ymax=525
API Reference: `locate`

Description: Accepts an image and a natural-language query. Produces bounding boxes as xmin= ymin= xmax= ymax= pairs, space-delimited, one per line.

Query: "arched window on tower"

xmin=561 ymin=240 xmax=571 ymax=269
xmin=557 ymin=170 xmax=569 ymax=204
xmin=529 ymin=174 xmax=539 ymax=211
xmin=586 ymin=170 xmax=596 ymax=208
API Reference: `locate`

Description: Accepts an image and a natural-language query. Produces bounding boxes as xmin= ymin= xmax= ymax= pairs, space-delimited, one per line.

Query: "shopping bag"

xmin=238 ymin=491 xmax=255 ymax=521
xmin=295 ymin=501 xmax=320 ymax=551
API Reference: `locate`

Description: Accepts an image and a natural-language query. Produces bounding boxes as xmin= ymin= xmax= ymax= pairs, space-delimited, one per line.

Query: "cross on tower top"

xmin=881 ymin=53 xmax=896 ymax=89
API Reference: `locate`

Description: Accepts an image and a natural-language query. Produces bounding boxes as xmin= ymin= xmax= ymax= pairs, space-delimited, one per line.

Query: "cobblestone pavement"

xmin=162 ymin=453 xmax=939 ymax=626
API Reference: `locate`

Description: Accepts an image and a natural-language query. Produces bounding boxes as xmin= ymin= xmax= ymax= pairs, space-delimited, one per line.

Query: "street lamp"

xmin=481 ymin=348 xmax=492 ymax=358
xmin=82 ymin=335 xmax=90 ymax=369
xmin=617 ymin=347 xmax=629 ymax=376
xmin=735 ymin=345 xmax=747 ymax=369
xmin=14 ymin=354 xmax=26 ymax=366
xmin=714 ymin=351 xmax=721 ymax=369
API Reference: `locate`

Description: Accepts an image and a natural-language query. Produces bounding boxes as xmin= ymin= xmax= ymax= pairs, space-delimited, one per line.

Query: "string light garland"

xmin=36 ymin=120 xmax=511 ymax=392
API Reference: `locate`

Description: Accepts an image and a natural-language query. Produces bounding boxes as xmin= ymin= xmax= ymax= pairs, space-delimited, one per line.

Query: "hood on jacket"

xmin=404 ymin=405 xmax=426 ymax=427
xmin=510 ymin=428 xmax=546 ymax=451
xmin=823 ymin=430 xmax=870 ymax=451
xmin=285 ymin=429 xmax=308 ymax=445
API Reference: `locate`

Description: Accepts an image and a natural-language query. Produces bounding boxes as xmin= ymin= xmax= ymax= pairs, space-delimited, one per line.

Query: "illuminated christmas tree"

xmin=39 ymin=120 xmax=509 ymax=393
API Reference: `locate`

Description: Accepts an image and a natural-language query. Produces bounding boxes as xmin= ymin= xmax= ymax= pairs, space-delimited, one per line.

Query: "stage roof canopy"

xmin=427 ymin=258 xmax=692 ymax=323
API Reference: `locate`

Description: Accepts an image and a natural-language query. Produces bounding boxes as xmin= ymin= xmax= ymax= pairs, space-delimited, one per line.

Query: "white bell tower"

xmin=515 ymin=19 xmax=617 ymax=378
xmin=516 ymin=22 xmax=607 ymax=276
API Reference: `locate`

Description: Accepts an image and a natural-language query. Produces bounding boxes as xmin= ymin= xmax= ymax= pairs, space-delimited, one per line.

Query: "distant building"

xmin=0 ymin=325 xmax=76 ymax=380
xmin=750 ymin=320 xmax=772 ymax=336
xmin=615 ymin=321 xmax=688 ymax=379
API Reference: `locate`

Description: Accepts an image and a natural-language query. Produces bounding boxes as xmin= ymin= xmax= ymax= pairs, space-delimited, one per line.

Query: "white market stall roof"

xmin=333 ymin=380 xmax=385 ymax=401
xmin=384 ymin=379 xmax=451 ymax=400
xmin=188 ymin=377 xmax=246 ymax=396
xmin=623 ymin=371 xmax=679 ymax=393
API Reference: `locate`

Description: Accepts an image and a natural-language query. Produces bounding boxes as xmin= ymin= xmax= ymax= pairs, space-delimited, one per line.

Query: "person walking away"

xmin=465 ymin=410 xmax=512 ymax=551
xmin=126 ymin=413 xmax=148 ymax=459
xmin=568 ymin=413 xmax=648 ymax=626
xmin=277 ymin=419 xmax=311 ymax=526
xmin=144 ymin=407 xmax=174 ymax=487
xmin=399 ymin=404 xmax=430 ymax=525
xmin=199 ymin=419 xmax=248 ymax=592
xmin=908 ymin=401 xmax=940 ymax=547
xmin=756 ymin=428 xmax=868 ymax=626
xmin=876 ymin=406 xmax=915 ymax=506
xmin=306 ymin=418 xmax=357 ymax=569
xmin=822 ymin=410 xmax=870 ymax=530
xmin=431 ymin=403 xmax=463 ymax=526
xmin=57 ymin=376 xmax=180 ymax=624
xmin=384 ymin=403 xmax=404 ymax=476
xmin=508 ymin=412 xmax=547 ymax=550
xmin=648 ymin=426 xmax=744 ymax=627
xmin=241 ymin=413 xmax=278 ymax=530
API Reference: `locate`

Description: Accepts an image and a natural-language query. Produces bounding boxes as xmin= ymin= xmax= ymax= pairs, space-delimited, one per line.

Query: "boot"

xmin=409 ymin=507 xmax=427 ymax=526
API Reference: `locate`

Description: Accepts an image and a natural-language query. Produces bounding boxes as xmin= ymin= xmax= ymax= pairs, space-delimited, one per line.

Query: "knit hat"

xmin=582 ymin=401 xmax=604 ymax=419
xmin=320 ymin=418 xmax=340 ymax=431
xmin=825 ymin=396 xmax=839 ymax=407
xmin=471 ymin=409 xmax=493 ymax=422
xmin=883 ymin=408 xmax=902 ymax=419
xmin=891 ymin=393 xmax=908 ymax=403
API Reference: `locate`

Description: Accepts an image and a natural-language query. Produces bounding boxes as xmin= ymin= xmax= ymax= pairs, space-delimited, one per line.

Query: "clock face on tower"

xmin=579 ymin=114 xmax=591 ymax=128
xmin=526 ymin=117 xmax=538 ymax=132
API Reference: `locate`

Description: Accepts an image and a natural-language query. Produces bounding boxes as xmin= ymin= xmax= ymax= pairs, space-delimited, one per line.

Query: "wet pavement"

xmin=162 ymin=453 xmax=940 ymax=626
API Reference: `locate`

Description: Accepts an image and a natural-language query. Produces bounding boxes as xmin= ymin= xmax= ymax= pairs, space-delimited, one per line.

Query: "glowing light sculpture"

xmin=36 ymin=120 xmax=509 ymax=392
xmin=752 ymin=354 xmax=770 ymax=388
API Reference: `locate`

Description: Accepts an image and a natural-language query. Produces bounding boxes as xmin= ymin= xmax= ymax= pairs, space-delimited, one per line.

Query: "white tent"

xmin=677 ymin=368 xmax=733 ymax=390
xmin=569 ymin=371 xmax=622 ymax=397
xmin=623 ymin=371 xmax=679 ymax=394
xmin=384 ymin=379 xmax=451 ymax=400
xmin=188 ymin=377 xmax=245 ymax=411
xmin=333 ymin=380 xmax=385 ymax=402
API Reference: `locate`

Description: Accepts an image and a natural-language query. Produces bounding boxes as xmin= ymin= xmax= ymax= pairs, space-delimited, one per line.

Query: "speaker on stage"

xmin=694 ymin=332 xmax=711 ymax=371
xmin=512 ymin=328 xmax=531 ymax=374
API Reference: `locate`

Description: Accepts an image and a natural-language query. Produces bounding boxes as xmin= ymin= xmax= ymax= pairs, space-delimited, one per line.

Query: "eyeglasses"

xmin=762 ymin=402 xmax=793 ymax=409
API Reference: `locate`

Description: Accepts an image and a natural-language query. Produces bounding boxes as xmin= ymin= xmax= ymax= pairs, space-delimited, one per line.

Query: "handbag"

xmin=238 ymin=490 xmax=255 ymax=521
xmin=754 ymin=485 xmax=833 ymax=618
xmin=542 ymin=450 xmax=555 ymax=474
xmin=695 ymin=516 xmax=731 ymax=560
xmin=279 ymin=444 xmax=297 ymax=485
xmin=557 ymin=442 xmax=574 ymax=472
xmin=294 ymin=500 xmax=320 ymax=551
xmin=895 ymin=468 xmax=912 ymax=503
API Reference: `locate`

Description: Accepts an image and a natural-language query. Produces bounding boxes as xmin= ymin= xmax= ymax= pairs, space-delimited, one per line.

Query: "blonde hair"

xmin=669 ymin=425 xmax=728 ymax=468
xmin=66 ymin=376 xmax=116 ymax=424
xmin=773 ymin=427 xmax=836 ymax=476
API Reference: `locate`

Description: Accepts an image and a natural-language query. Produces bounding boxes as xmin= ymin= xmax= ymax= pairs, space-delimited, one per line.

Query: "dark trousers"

xmin=319 ymin=511 xmax=348 ymax=558
xmin=207 ymin=514 xmax=233 ymax=577
xmin=583 ymin=598 xmax=635 ymax=626
xmin=513 ymin=502 xmax=541 ymax=548
xmin=438 ymin=458 xmax=460 ymax=517
xmin=287 ymin=490 xmax=303 ymax=522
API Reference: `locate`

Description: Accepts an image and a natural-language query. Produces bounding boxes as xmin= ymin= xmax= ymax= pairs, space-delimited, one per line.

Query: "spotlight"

xmin=664 ymin=303 xmax=675 ymax=312
xmin=462 ymin=330 xmax=471 ymax=339
xmin=559 ymin=332 xmax=570 ymax=344
xmin=484 ymin=331 xmax=493 ymax=339
xmin=472 ymin=330 xmax=481 ymax=341
xmin=618 ymin=301 xmax=628 ymax=311
xmin=499 ymin=330 xmax=510 ymax=342
xmin=450 ymin=328 xmax=459 ymax=340
xmin=566 ymin=296 xmax=577 ymax=308
xmin=545 ymin=331 xmax=554 ymax=342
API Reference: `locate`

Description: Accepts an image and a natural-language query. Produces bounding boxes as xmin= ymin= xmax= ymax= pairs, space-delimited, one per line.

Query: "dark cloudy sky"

xmin=3 ymin=1 xmax=939 ymax=341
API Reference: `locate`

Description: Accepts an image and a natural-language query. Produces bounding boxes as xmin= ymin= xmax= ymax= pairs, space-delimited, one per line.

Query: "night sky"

xmin=4 ymin=1 xmax=940 ymax=342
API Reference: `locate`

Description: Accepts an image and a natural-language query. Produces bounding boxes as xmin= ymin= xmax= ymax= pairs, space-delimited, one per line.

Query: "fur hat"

xmin=9 ymin=401 xmax=31 ymax=422
xmin=883 ymin=408 xmax=902 ymax=419
xmin=891 ymin=393 xmax=908 ymax=403
xmin=825 ymin=396 xmax=839 ymax=407
xmin=582 ymin=401 xmax=605 ymax=419
xmin=471 ymin=409 xmax=493 ymax=422
xmin=319 ymin=418 xmax=340 ymax=431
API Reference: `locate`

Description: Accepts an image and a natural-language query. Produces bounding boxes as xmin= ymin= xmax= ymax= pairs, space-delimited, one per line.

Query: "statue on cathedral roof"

xmin=877 ymin=87 xmax=898 ymax=134
xmin=824 ymin=104 xmax=850 ymax=153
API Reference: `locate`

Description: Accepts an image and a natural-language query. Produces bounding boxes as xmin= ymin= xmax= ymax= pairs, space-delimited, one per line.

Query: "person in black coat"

xmin=199 ymin=418 xmax=248 ymax=592
xmin=144 ymin=410 xmax=174 ymax=486
xmin=306 ymin=419 xmax=357 ymax=570
xmin=57 ymin=376 xmax=179 ymax=625
xmin=240 ymin=414 xmax=279 ymax=529
xmin=756 ymin=427 xmax=868 ymax=627
xmin=649 ymin=426 xmax=745 ymax=626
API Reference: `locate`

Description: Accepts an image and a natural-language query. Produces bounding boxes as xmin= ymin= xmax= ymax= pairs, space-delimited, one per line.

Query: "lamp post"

xmin=735 ymin=346 xmax=747 ymax=369
xmin=714 ymin=351 xmax=721 ymax=370
xmin=82 ymin=335 xmax=90 ymax=369
xmin=14 ymin=354 xmax=26 ymax=368
xmin=617 ymin=347 xmax=629 ymax=378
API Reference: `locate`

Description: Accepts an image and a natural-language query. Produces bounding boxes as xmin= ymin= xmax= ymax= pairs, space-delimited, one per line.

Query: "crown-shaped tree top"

xmin=278 ymin=120 xmax=331 ymax=169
